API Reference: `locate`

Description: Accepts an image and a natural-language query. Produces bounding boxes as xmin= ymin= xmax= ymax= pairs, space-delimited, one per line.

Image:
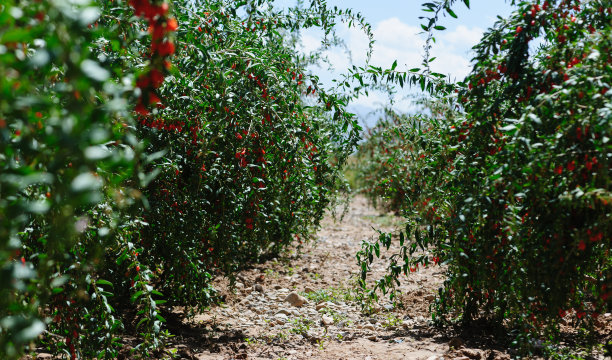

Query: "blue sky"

xmin=312 ymin=1 xmax=514 ymax=29
xmin=274 ymin=1 xmax=516 ymax=123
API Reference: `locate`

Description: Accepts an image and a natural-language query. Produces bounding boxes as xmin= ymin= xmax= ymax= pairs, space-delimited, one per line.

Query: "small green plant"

xmin=288 ymin=317 xmax=313 ymax=335
xmin=264 ymin=269 xmax=278 ymax=279
xmin=285 ymin=266 xmax=298 ymax=277
xmin=317 ymin=338 xmax=326 ymax=350
xmin=382 ymin=314 xmax=402 ymax=329
xmin=320 ymin=308 xmax=348 ymax=325
xmin=302 ymin=286 xmax=354 ymax=304
xmin=309 ymin=272 xmax=322 ymax=280
xmin=275 ymin=331 xmax=289 ymax=341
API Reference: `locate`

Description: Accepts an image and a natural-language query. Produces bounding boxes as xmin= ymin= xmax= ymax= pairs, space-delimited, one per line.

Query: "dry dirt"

xmin=160 ymin=196 xmax=519 ymax=360
xmin=26 ymin=196 xmax=610 ymax=360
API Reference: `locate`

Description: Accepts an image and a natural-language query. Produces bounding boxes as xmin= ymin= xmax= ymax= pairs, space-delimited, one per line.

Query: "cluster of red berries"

xmin=129 ymin=0 xmax=178 ymax=115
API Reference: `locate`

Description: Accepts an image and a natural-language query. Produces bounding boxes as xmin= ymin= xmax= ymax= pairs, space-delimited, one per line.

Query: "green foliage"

xmin=0 ymin=0 xmax=150 ymax=357
xmin=0 ymin=0 xmax=370 ymax=358
xmin=135 ymin=0 xmax=361 ymax=311
xmin=356 ymin=0 xmax=611 ymax=355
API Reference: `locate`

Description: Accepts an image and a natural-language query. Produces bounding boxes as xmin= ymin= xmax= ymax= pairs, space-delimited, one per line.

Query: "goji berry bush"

xmin=356 ymin=0 xmax=611 ymax=355
xmin=0 ymin=0 xmax=368 ymax=358
xmin=131 ymin=1 xmax=363 ymax=312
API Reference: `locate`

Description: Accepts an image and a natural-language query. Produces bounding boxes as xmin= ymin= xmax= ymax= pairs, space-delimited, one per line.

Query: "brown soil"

xmin=157 ymin=196 xmax=519 ymax=360
xmin=26 ymin=195 xmax=611 ymax=360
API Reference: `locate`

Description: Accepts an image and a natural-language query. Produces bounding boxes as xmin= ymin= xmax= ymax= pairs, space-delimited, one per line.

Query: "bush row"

xmin=355 ymin=0 xmax=611 ymax=354
xmin=0 ymin=0 xmax=364 ymax=358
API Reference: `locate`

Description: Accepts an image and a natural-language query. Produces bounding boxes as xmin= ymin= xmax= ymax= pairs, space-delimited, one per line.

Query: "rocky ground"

xmin=27 ymin=195 xmax=610 ymax=360
xmin=160 ymin=196 xmax=519 ymax=360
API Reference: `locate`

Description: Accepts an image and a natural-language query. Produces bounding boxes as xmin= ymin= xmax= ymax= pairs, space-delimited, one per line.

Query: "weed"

xmin=288 ymin=317 xmax=314 ymax=335
xmin=319 ymin=307 xmax=348 ymax=325
xmin=382 ymin=314 xmax=402 ymax=328
xmin=276 ymin=331 xmax=289 ymax=340
xmin=264 ymin=268 xmax=278 ymax=279
xmin=302 ymin=286 xmax=354 ymax=304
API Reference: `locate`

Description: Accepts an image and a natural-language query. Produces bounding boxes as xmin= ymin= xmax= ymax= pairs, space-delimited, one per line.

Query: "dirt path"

xmin=165 ymin=196 xmax=512 ymax=360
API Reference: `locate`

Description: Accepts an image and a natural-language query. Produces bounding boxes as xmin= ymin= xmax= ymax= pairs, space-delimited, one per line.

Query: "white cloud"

xmin=299 ymin=18 xmax=485 ymax=114
xmin=440 ymin=25 xmax=484 ymax=50
xmin=299 ymin=33 xmax=322 ymax=54
xmin=429 ymin=49 xmax=474 ymax=81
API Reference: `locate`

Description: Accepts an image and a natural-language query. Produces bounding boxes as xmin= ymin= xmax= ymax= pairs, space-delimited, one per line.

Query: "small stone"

xmin=284 ymin=292 xmax=307 ymax=307
xmin=253 ymin=284 xmax=264 ymax=293
xmin=305 ymin=331 xmax=320 ymax=342
xmin=195 ymin=352 xmax=215 ymax=360
xmin=461 ymin=348 xmax=482 ymax=359
xmin=235 ymin=282 xmax=245 ymax=289
xmin=274 ymin=313 xmax=288 ymax=325
xmin=363 ymin=324 xmax=375 ymax=331
xmin=304 ymin=287 xmax=315 ymax=293
xmin=368 ymin=318 xmax=377 ymax=324
xmin=426 ymin=356 xmax=443 ymax=360
xmin=276 ymin=309 xmax=291 ymax=316
xmin=449 ymin=337 xmax=464 ymax=349
xmin=316 ymin=302 xmax=328 ymax=311
xmin=490 ymin=351 xmax=511 ymax=360
xmin=367 ymin=335 xmax=377 ymax=341
xmin=274 ymin=284 xmax=282 ymax=290
xmin=321 ymin=315 xmax=334 ymax=326
xmin=452 ymin=357 xmax=470 ymax=360
xmin=425 ymin=294 xmax=435 ymax=301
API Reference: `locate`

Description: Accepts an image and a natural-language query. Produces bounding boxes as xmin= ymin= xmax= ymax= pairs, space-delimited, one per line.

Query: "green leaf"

xmin=131 ymin=290 xmax=143 ymax=303
xmin=96 ymin=279 xmax=113 ymax=287
xmin=0 ymin=28 xmax=31 ymax=43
